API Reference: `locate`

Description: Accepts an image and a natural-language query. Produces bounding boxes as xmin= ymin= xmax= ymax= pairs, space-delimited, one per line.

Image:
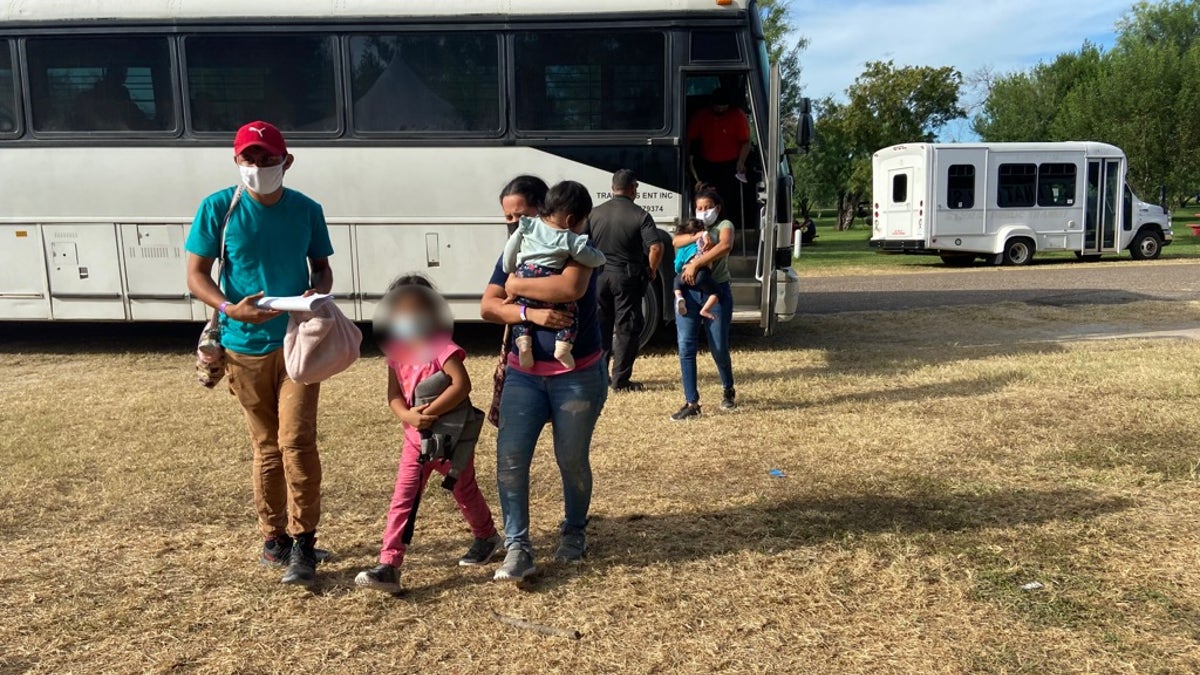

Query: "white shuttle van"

xmin=869 ymin=142 xmax=1173 ymax=266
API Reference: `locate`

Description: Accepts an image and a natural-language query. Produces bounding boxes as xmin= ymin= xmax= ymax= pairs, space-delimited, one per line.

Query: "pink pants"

xmin=380 ymin=439 xmax=497 ymax=567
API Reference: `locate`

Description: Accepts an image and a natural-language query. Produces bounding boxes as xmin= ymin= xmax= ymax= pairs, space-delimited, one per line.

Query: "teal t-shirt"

xmin=185 ymin=187 xmax=334 ymax=355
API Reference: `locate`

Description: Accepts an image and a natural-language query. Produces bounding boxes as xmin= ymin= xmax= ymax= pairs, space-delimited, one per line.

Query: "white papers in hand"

xmin=256 ymin=293 xmax=334 ymax=312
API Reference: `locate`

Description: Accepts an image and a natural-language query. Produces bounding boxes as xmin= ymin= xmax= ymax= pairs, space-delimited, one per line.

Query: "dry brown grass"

xmin=4 ymin=300 xmax=1200 ymax=673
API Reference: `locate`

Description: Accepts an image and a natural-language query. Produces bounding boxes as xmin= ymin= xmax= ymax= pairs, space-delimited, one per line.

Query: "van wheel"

xmin=638 ymin=277 xmax=663 ymax=350
xmin=939 ymin=254 xmax=975 ymax=267
xmin=1130 ymin=230 xmax=1162 ymax=260
xmin=1002 ymin=237 xmax=1035 ymax=266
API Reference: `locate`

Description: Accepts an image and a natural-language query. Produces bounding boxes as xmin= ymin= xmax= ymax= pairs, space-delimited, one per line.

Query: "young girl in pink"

xmin=355 ymin=275 xmax=500 ymax=594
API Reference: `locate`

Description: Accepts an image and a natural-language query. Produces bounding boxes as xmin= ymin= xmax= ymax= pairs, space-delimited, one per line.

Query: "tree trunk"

xmin=836 ymin=192 xmax=860 ymax=231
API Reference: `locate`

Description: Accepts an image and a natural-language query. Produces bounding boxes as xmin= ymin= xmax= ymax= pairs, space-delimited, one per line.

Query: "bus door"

xmin=682 ymin=73 xmax=760 ymax=253
xmin=1084 ymin=159 xmax=1122 ymax=254
xmin=682 ymin=72 xmax=763 ymax=319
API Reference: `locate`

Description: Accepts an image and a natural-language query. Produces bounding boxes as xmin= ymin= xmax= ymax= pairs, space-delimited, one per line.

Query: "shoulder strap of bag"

xmin=207 ymin=186 xmax=245 ymax=326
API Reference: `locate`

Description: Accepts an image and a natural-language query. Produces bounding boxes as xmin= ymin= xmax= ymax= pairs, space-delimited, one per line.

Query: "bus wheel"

xmin=1002 ymin=237 xmax=1035 ymax=266
xmin=1130 ymin=230 xmax=1162 ymax=260
xmin=638 ymin=276 xmax=663 ymax=350
xmin=939 ymin=254 xmax=975 ymax=267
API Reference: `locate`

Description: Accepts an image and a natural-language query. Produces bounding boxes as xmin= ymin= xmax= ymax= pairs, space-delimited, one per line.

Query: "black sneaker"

xmin=670 ymin=403 xmax=701 ymax=421
xmin=459 ymin=533 xmax=503 ymax=566
xmin=721 ymin=388 xmax=737 ymax=411
xmin=259 ymin=534 xmax=293 ymax=567
xmin=260 ymin=536 xmax=331 ymax=567
xmin=281 ymin=531 xmax=318 ymax=588
xmin=612 ymin=381 xmax=645 ymax=393
xmin=354 ymin=564 xmax=401 ymax=594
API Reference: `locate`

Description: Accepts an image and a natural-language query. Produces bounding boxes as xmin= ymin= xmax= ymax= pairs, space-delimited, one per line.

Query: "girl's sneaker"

xmin=459 ymin=534 xmax=503 ymax=566
xmin=675 ymin=295 xmax=687 ymax=316
xmin=355 ymin=564 xmax=401 ymax=593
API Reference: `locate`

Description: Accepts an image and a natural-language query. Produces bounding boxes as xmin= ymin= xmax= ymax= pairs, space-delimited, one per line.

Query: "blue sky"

xmin=791 ymin=0 xmax=1133 ymax=139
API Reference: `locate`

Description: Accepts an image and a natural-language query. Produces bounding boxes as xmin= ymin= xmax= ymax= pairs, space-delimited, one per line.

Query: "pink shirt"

xmin=507 ymin=349 xmax=603 ymax=377
xmin=388 ymin=339 xmax=466 ymax=447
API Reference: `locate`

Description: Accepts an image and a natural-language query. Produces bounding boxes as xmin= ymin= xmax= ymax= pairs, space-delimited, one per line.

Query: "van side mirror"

xmin=794 ymin=97 xmax=814 ymax=153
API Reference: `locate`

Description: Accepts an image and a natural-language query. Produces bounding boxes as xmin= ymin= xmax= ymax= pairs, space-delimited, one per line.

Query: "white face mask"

xmin=695 ymin=208 xmax=719 ymax=226
xmin=239 ymin=163 xmax=285 ymax=194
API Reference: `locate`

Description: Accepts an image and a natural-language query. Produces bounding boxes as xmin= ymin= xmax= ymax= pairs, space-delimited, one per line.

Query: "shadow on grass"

xmin=737 ymin=370 xmax=1023 ymax=412
xmin=593 ymin=486 xmax=1131 ymax=567
xmin=509 ymin=485 xmax=1132 ymax=595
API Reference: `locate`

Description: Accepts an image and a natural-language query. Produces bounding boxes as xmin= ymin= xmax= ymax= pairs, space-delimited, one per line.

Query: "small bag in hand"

xmin=284 ymin=300 xmax=362 ymax=385
xmin=487 ymin=325 xmax=511 ymax=428
xmin=195 ymin=187 xmax=243 ymax=389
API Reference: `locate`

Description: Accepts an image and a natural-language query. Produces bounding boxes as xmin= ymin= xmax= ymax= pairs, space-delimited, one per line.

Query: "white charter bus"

xmin=869 ymin=142 xmax=1173 ymax=266
xmin=0 ymin=0 xmax=805 ymax=343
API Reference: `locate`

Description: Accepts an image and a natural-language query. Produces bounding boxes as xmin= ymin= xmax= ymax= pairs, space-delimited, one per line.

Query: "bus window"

xmin=0 ymin=41 xmax=15 ymax=134
xmin=947 ymin=164 xmax=975 ymax=209
xmin=349 ymin=34 xmax=500 ymax=134
xmin=691 ymin=31 xmax=741 ymax=62
xmin=1037 ymin=163 xmax=1077 ymax=207
xmin=26 ymin=37 xmax=174 ymax=133
xmin=514 ymin=32 xmax=665 ymax=132
xmin=997 ymin=163 xmax=1036 ymax=208
xmin=186 ymin=35 xmax=338 ymax=133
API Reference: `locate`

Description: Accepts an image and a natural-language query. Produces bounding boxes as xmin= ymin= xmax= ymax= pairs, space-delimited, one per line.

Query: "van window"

xmin=1037 ymin=163 xmax=1077 ymax=207
xmin=26 ymin=36 xmax=175 ymax=133
xmin=892 ymin=173 xmax=908 ymax=203
xmin=186 ymin=35 xmax=338 ymax=133
xmin=349 ymin=34 xmax=500 ymax=134
xmin=0 ymin=41 xmax=16 ymax=134
xmin=947 ymin=164 xmax=975 ymax=209
xmin=997 ymin=163 xmax=1037 ymax=208
xmin=514 ymin=32 xmax=665 ymax=132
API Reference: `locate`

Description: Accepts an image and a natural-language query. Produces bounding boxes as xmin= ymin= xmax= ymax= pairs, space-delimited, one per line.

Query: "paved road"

xmin=800 ymin=261 xmax=1200 ymax=314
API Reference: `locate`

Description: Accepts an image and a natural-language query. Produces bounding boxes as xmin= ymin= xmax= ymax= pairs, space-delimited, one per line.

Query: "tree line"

xmin=778 ymin=0 xmax=1200 ymax=229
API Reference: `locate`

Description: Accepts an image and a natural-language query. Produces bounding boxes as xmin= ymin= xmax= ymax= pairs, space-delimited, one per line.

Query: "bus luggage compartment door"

xmin=0 ymin=225 xmax=50 ymax=319
xmin=44 ymin=224 xmax=124 ymax=320
xmin=121 ymin=224 xmax=190 ymax=320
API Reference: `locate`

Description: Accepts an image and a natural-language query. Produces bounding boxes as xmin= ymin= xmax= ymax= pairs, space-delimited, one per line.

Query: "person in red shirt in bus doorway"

xmin=687 ymin=85 xmax=751 ymax=227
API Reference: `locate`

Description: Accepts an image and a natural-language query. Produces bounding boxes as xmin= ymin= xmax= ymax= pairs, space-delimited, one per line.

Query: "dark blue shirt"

xmin=488 ymin=257 xmax=601 ymax=363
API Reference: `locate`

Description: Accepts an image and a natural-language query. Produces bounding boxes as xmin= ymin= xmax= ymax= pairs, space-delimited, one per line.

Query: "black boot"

xmin=281 ymin=531 xmax=318 ymax=588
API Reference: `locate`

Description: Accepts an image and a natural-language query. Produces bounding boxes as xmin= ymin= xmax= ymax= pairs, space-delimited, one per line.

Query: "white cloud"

xmin=794 ymin=0 xmax=1131 ymax=101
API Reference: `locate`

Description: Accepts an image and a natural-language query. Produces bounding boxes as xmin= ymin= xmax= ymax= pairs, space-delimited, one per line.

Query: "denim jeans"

xmin=495 ymin=358 xmax=608 ymax=551
xmin=675 ymin=280 xmax=735 ymax=404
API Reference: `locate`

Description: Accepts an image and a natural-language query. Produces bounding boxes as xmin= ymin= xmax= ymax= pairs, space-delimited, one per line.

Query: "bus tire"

xmin=939 ymin=254 xmax=974 ymax=267
xmin=638 ymin=276 xmax=664 ymax=350
xmin=1002 ymin=237 xmax=1035 ymax=266
xmin=1129 ymin=229 xmax=1162 ymax=260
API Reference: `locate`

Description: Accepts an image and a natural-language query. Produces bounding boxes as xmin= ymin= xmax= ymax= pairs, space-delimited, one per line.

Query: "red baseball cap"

xmin=234 ymin=121 xmax=288 ymax=157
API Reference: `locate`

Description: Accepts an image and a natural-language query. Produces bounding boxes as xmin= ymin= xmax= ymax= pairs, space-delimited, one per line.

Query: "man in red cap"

xmin=185 ymin=121 xmax=335 ymax=589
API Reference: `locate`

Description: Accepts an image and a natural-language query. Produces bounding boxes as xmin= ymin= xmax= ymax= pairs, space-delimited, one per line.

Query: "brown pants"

xmin=226 ymin=348 xmax=321 ymax=538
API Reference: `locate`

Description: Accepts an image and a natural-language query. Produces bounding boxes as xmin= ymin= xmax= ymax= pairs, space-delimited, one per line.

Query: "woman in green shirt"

xmin=671 ymin=189 xmax=737 ymax=420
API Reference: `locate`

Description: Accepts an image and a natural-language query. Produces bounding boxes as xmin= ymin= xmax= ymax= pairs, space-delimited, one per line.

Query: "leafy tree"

xmin=758 ymin=0 xmax=809 ymax=120
xmin=817 ymin=61 xmax=965 ymax=228
xmin=972 ymin=45 xmax=1105 ymax=141
xmin=1117 ymin=0 xmax=1200 ymax=52
xmin=976 ymin=0 xmax=1200 ymax=206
